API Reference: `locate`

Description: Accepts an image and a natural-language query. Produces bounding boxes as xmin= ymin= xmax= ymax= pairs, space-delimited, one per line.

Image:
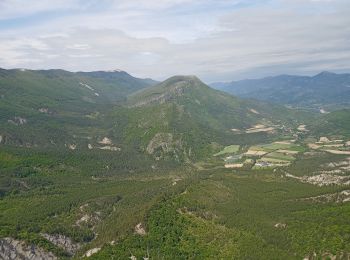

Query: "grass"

xmin=264 ymin=152 xmax=296 ymax=161
xmin=257 ymin=157 xmax=291 ymax=164
xmin=214 ymin=145 xmax=240 ymax=156
xmin=250 ymin=142 xmax=305 ymax=153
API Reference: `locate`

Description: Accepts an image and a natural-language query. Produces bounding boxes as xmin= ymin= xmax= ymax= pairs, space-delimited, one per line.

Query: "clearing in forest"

xmin=214 ymin=145 xmax=240 ymax=156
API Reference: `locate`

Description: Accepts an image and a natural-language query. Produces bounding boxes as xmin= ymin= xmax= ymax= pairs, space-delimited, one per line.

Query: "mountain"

xmin=1 ymin=70 xmax=349 ymax=260
xmin=0 ymin=71 xmax=311 ymax=162
xmin=211 ymin=71 xmax=350 ymax=111
xmin=0 ymin=68 xmax=156 ymax=148
xmin=0 ymin=68 xmax=156 ymax=108
xmin=76 ymin=70 xmax=158 ymax=100
xmin=124 ymin=75 xmax=311 ymax=161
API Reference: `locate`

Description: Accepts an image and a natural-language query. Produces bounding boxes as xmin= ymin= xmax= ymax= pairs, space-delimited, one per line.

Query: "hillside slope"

xmin=1 ymin=73 xmax=349 ymax=260
xmin=0 ymin=71 xmax=313 ymax=163
xmin=125 ymin=75 xmax=312 ymax=161
xmin=0 ymin=68 xmax=155 ymax=148
xmin=310 ymin=109 xmax=350 ymax=137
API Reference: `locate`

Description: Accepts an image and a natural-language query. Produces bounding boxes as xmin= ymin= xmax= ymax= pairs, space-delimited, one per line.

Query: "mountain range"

xmin=0 ymin=69 xmax=312 ymax=163
xmin=1 ymin=68 xmax=350 ymax=259
xmin=211 ymin=71 xmax=350 ymax=111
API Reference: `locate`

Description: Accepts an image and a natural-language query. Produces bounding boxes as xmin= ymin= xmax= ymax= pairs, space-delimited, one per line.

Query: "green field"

xmin=214 ymin=145 xmax=240 ymax=156
xmin=251 ymin=142 xmax=303 ymax=152
xmin=257 ymin=157 xmax=291 ymax=165
xmin=264 ymin=151 xmax=296 ymax=161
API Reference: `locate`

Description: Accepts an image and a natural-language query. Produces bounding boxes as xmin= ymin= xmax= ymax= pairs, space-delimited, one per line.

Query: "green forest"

xmin=0 ymin=69 xmax=350 ymax=259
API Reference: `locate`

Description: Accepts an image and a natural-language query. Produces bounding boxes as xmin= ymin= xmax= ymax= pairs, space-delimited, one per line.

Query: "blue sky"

xmin=0 ymin=0 xmax=349 ymax=82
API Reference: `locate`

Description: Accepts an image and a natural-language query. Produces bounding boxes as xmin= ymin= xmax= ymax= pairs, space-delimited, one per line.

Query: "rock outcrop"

xmin=84 ymin=247 xmax=101 ymax=257
xmin=41 ymin=233 xmax=81 ymax=256
xmin=0 ymin=237 xmax=56 ymax=260
xmin=134 ymin=223 xmax=146 ymax=236
xmin=8 ymin=117 xmax=27 ymax=126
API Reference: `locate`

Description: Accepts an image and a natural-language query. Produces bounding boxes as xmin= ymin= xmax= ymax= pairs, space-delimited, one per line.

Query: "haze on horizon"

xmin=0 ymin=0 xmax=349 ymax=82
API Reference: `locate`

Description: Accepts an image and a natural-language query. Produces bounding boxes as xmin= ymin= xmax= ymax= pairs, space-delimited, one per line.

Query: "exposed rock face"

xmin=284 ymin=156 xmax=350 ymax=187
xmin=304 ymin=252 xmax=349 ymax=260
xmin=130 ymin=80 xmax=187 ymax=107
xmin=146 ymin=132 xmax=184 ymax=157
xmin=76 ymin=214 xmax=91 ymax=226
xmin=300 ymin=190 xmax=350 ymax=203
xmin=319 ymin=136 xmax=330 ymax=143
xmin=41 ymin=233 xmax=81 ymax=256
xmin=76 ymin=203 xmax=102 ymax=230
xmin=95 ymin=137 xmax=120 ymax=151
xmin=0 ymin=237 xmax=56 ymax=260
xmin=84 ymin=247 xmax=101 ymax=257
xmin=38 ymin=108 xmax=49 ymax=113
xmin=323 ymin=158 xmax=350 ymax=168
xmin=98 ymin=146 xmax=121 ymax=151
xmin=134 ymin=223 xmax=146 ymax=236
xmin=147 ymin=133 xmax=174 ymax=154
xmin=304 ymin=174 xmax=350 ymax=186
xmin=274 ymin=223 xmax=287 ymax=229
xmin=98 ymin=137 xmax=112 ymax=145
xmin=286 ymin=173 xmax=350 ymax=186
xmin=68 ymin=144 xmax=77 ymax=150
xmin=249 ymin=108 xmax=260 ymax=114
xmin=8 ymin=117 xmax=27 ymax=126
xmin=297 ymin=125 xmax=307 ymax=131
xmin=79 ymin=82 xmax=95 ymax=91
xmin=146 ymin=132 xmax=191 ymax=162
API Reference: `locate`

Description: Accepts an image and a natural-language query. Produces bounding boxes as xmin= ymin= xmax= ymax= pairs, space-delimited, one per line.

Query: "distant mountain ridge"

xmin=211 ymin=71 xmax=350 ymax=111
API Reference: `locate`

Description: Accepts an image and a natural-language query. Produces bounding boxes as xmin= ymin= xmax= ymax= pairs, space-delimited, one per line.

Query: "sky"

xmin=0 ymin=0 xmax=349 ymax=82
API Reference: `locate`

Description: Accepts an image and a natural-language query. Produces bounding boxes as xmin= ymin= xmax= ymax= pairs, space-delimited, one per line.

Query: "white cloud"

xmin=0 ymin=0 xmax=79 ymax=19
xmin=0 ymin=0 xmax=349 ymax=81
xmin=66 ymin=44 xmax=91 ymax=50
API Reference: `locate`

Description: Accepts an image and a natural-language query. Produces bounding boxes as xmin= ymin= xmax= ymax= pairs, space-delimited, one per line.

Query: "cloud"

xmin=0 ymin=0 xmax=349 ymax=81
xmin=66 ymin=44 xmax=91 ymax=50
xmin=0 ymin=0 xmax=79 ymax=19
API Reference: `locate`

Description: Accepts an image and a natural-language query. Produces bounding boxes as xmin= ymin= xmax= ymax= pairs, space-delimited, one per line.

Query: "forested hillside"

xmin=0 ymin=69 xmax=349 ymax=259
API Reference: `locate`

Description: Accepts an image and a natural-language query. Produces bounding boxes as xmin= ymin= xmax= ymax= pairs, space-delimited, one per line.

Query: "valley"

xmin=1 ymin=0 xmax=350 ymax=258
xmin=0 ymin=69 xmax=350 ymax=259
